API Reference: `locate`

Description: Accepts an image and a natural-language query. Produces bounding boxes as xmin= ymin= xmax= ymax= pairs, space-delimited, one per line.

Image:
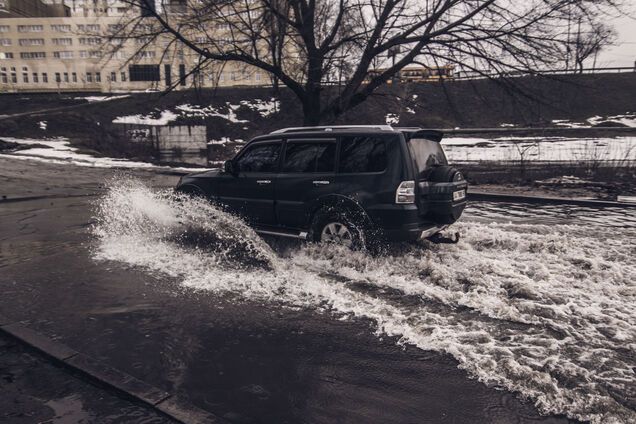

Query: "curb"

xmin=468 ymin=191 xmax=636 ymax=208
xmin=0 ymin=313 xmax=225 ymax=424
xmin=0 ymin=193 xmax=97 ymax=204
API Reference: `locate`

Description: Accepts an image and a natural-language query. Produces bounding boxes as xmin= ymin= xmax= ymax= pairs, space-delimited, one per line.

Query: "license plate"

xmin=453 ymin=190 xmax=466 ymax=201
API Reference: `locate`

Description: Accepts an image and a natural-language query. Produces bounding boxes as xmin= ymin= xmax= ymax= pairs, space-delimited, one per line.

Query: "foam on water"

xmin=92 ymin=178 xmax=636 ymax=423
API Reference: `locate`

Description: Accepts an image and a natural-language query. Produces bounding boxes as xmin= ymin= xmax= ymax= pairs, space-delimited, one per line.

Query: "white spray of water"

xmin=92 ymin=178 xmax=636 ymax=424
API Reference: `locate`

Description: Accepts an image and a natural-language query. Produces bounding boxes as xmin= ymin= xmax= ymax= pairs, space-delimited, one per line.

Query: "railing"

xmin=453 ymin=66 xmax=635 ymax=80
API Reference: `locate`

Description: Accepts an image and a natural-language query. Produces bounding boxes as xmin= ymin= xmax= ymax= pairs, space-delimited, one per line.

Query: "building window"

xmin=0 ymin=52 xmax=13 ymax=59
xmin=0 ymin=39 xmax=11 ymax=46
xmin=95 ymin=72 xmax=101 ymax=82
xmin=110 ymin=71 xmax=116 ymax=82
xmin=55 ymin=72 xmax=61 ymax=83
xmin=179 ymin=64 xmax=186 ymax=86
xmin=32 ymin=72 xmax=38 ymax=83
xmin=0 ymin=26 xmax=10 ymax=33
xmin=86 ymin=72 xmax=93 ymax=82
xmin=19 ymin=39 xmax=45 ymax=46
xmin=79 ymin=51 xmax=101 ymax=59
xmin=51 ymin=24 xmax=71 ymax=32
xmin=52 ymin=38 xmax=73 ymax=46
xmin=53 ymin=51 xmax=74 ymax=59
xmin=121 ymin=71 xmax=127 ymax=82
xmin=135 ymin=50 xmax=156 ymax=59
xmin=17 ymin=25 xmax=43 ymax=33
xmin=72 ymin=72 xmax=77 ymax=82
xmin=1 ymin=70 xmax=7 ymax=84
xmin=129 ymin=64 xmax=160 ymax=81
xmin=135 ymin=36 xmax=153 ymax=45
xmin=20 ymin=52 xmax=46 ymax=59
xmin=77 ymin=24 xmax=100 ymax=32
xmin=255 ymin=72 xmax=261 ymax=82
xmin=79 ymin=37 xmax=101 ymax=45
xmin=11 ymin=72 xmax=17 ymax=83
xmin=42 ymin=73 xmax=48 ymax=83
xmin=140 ymin=0 xmax=157 ymax=17
xmin=22 ymin=73 xmax=28 ymax=83
xmin=63 ymin=72 xmax=69 ymax=83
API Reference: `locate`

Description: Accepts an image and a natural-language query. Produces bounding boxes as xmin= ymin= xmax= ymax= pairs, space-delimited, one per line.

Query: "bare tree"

xmin=117 ymin=0 xmax=621 ymax=125
xmin=572 ymin=21 xmax=615 ymax=73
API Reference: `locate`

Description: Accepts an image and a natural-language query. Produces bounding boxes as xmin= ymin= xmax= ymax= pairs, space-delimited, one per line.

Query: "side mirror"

xmin=224 ymin=160 xmax=237 ymax=175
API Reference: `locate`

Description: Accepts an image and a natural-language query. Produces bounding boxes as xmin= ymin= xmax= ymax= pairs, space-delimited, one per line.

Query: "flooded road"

xmin=0 ymin=159 xmax=634 ymax=424
xmin=90 ymin=179 xmax=636 ymax=424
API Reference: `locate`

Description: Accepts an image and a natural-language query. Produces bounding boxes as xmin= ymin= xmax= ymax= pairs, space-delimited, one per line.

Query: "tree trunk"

xmin=302 ymin=92 xmax=322 ymax=126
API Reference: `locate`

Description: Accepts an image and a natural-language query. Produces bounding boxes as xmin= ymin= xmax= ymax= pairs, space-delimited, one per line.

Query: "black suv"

xmin=176 ymin=126 xmax=467 ymax=247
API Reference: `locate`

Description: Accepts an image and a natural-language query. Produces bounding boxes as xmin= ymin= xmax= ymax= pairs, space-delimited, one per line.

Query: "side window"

xmin=283 ymin=141 xmax=336 ymax=173
xmin=339 ymin=136 xmax=387 ymax=173
xmin=236 ymin=143 xmax=281 ymax=173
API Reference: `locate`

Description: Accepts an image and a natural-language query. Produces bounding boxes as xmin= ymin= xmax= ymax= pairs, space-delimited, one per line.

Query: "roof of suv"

xmin=258 ymin=126 xmax=443 ymax=142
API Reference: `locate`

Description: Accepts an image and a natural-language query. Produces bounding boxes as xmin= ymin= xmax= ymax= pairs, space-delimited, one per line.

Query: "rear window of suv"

xmin=408 ymin=138 xmax=447 ymax=176
xmin=339 ymin=135 xmax=387 ymax=173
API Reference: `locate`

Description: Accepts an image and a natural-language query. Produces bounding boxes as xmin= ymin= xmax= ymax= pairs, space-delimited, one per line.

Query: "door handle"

xmin=256 ymin=180 xmax=271 ymax=185
xmin=312 ymin=180 xmax=330 ymax=186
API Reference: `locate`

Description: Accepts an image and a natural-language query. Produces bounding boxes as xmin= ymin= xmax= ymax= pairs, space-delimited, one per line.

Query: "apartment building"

xmin=0 ymin=0 xmax=70 ymax=18
xmin=0 ymin=2 xmax=271 ymax=93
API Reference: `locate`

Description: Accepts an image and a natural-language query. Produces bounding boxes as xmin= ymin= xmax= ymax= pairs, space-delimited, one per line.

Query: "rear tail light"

xmin=395 ymin=180 xmax=415 ymax=204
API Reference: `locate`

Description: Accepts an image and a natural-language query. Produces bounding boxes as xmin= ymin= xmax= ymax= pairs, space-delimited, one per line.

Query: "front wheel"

xmin=311 ymin=210 xmax=366 ymax=250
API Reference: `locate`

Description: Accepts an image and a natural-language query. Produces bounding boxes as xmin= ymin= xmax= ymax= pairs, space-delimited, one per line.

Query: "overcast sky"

xmin=593 ymin=12 xmax=635 ymax=67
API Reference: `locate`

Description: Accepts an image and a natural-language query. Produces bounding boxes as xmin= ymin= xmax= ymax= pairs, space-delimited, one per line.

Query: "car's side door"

xmin=275 ymin=138 xmax=337 ymax=230
xmin=215 ymin=140 xmax=281 ymax=226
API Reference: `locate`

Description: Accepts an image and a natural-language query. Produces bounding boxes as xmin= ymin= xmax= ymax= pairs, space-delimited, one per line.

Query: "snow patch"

xmin=113 ymin=110 xmax=178 ymax=126
xmin=442 ymin=136 xmax=636 ymax=163
xmin=207 ymin=137 xmax=244 ymax=146
xmin=385 ymin=113 xmax=400 ymax=125
xmin=76 ymin=95 xmax=130 ymax=103
xmin=0 ymin=137 xmax=207 ymax=173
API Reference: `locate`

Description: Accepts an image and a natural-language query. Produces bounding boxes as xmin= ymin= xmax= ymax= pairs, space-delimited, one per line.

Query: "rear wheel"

xmin=311 ymin=210 xmax=365 ymax=250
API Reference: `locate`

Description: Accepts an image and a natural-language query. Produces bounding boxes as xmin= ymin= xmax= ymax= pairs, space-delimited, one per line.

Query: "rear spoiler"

xmin=405 ymin=129 xmax=444 ymax=142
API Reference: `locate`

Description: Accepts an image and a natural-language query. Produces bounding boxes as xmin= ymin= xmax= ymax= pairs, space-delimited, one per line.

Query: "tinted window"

xmin=408 ymin=138 xmax=447 ymax=176
xmin=236 ymin=143 xmax=281 ymax=173
xmin=339 ymin=136 xmax=387 ymax=173
xmin=283 ymin=142 xmax=336 ymax=173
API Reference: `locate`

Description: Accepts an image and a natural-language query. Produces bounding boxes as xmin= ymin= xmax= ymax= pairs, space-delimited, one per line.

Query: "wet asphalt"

xmin=0 ymin=331 xmax=173 ymax=424
xmin=0 ymin=158 xmax=581 ymax=423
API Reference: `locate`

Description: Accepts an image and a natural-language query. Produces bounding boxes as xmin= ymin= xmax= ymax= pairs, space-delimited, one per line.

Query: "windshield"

xmin=407 ymin=138 xmax=448 ymax=176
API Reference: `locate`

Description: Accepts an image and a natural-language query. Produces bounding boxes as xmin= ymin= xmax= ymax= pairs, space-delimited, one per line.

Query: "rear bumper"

xmin=365 ymin=204 xmax=452 ymax=242
xmin=381 ymin=223 xmax=448 ymax=241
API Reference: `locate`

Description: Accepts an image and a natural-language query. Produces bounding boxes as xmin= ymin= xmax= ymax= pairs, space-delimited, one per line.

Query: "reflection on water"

xmin=465 ymin=200 xmax=636 ymax=228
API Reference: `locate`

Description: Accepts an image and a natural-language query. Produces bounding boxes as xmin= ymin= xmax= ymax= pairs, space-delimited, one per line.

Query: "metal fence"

xmin=452 ymin=66 xmax=635 ymax=81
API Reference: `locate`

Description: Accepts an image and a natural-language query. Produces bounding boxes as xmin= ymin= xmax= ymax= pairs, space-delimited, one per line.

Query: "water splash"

xmin=92 ymin=178 xmax=636 ymax=423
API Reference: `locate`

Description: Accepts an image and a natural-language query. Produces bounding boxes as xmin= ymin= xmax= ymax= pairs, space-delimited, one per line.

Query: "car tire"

xmin=428 ymin=165 xmax=462 ymax=183
xmin=310 ymin=209 xmax=366 ymax=250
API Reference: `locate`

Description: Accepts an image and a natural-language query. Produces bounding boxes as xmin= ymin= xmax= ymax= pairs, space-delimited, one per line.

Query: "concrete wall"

xmin=156 ymin=125 xmax=207 ymax=165
xmin=114 ymin=123 xmax=208 ymax=166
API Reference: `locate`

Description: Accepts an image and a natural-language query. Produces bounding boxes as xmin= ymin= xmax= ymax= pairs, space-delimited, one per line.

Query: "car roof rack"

xmin=270 ymin=125 xmax=395 ymax=134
